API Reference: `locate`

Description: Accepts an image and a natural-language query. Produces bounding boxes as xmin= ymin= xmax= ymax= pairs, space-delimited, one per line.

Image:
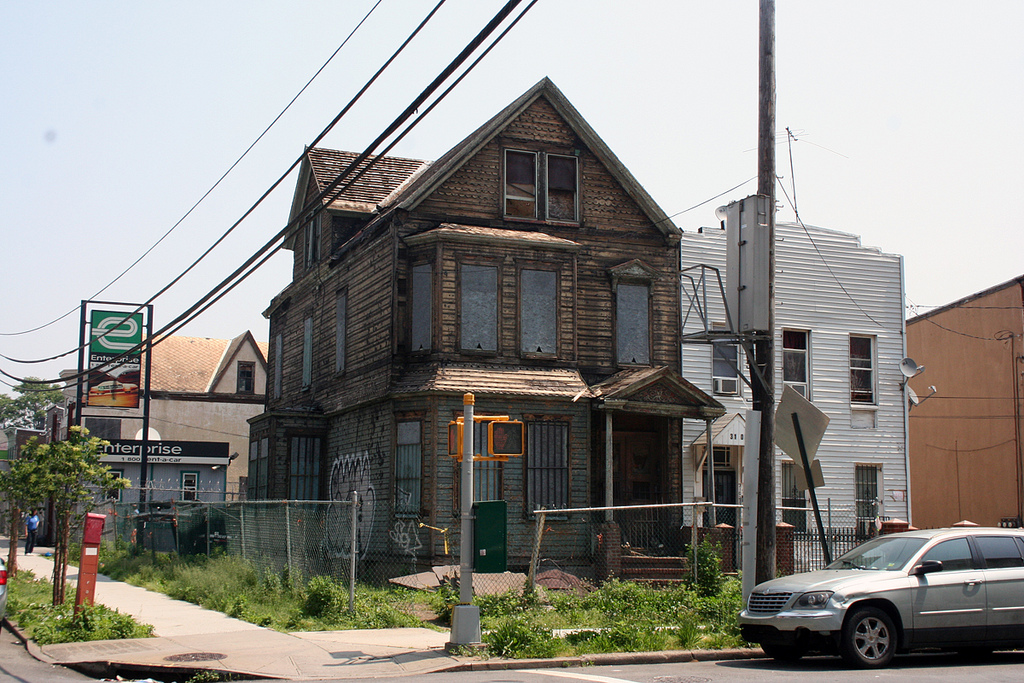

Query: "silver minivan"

xmin=739 ymin=527 xmax=1024 ymax=668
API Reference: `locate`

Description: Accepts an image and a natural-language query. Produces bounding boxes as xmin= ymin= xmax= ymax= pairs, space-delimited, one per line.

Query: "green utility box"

xmin=473 ymin=499 xmax=507 ymax=572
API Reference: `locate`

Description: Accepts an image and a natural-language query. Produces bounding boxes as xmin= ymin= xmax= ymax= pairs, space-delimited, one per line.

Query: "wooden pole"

xmin=753 ymin=0 xmax=777 ymax=585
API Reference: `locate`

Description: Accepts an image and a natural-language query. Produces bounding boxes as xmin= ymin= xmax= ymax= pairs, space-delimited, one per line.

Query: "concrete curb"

xmin=444 ymin=648 xmax=765 ymax=672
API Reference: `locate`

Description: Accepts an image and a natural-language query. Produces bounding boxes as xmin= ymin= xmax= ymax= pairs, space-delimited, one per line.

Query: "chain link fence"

xmin=81 ymin=496 xmax=897 ymax=617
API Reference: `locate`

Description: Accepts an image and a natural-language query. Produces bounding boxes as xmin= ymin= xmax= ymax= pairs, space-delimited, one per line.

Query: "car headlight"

xmin=794 ymin=591 xmax=834 ymax=609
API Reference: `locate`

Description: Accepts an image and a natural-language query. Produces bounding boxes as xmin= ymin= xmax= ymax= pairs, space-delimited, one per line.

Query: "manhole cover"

xmin=164 ymin=652 xmax=228 ymax=662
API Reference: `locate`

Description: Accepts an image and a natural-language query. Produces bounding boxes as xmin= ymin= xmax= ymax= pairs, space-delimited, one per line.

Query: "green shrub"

xmin=304 ymin=575 xmax=348 ymax=619
xmin=484 ymin=615 xmax=561 ymax=659
xmin=15 ymin=601 xmax=153 ymax=645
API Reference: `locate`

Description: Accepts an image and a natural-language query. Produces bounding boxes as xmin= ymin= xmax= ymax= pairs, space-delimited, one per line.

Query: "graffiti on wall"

xmin=328 ymin=450 xmax=376 ymax=558
xmin=389 ymin=519 xmax=422 ymax=557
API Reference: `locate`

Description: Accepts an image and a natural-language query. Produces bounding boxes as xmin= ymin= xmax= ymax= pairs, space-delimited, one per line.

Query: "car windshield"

xmin=826 ymin=536 xmax=928 ymax=571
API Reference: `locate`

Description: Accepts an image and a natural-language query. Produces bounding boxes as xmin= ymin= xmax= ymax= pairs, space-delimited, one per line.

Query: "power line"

xmin=1 ymin=0 xmax=453 ymax=375
xmin=0 ymin=0 xmax=387 ymax=340
xmin=4 ymin=0 xmax=533 ymax=387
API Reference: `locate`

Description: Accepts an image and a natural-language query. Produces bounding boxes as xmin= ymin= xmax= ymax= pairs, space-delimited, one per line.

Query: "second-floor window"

xmin=783 ymin=330 xmax=809 ymax=397
xmin=273 ymin=332 xmax=283 ymax=399
xmin=521 ymin=269 xmax=556 ymax=355
xmin=237 ymin=361 xmax=255 ymax=394
xmin=850 ymin=335 xmax=875 ymax=403
xmin=335 ymin=292 xmax=347 ymax=373
xmin=504 ymin=149 xmax=578 ymax=222
xmin=411 ymin=264 xmax=432 ymax=352
xmin=302 ymin=316 xmax=313 ymax=388
xmin=712 ymin=341 xmax=740 ymax=395
xmin=616 ymin=283 xmax=650 ymax=365
xmin=461 ymin=264 xmax=497 ymax=352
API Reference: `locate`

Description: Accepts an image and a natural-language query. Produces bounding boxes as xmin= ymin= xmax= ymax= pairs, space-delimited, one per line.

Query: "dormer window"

xmin=504 ymin=149 xmax=578 ymax=222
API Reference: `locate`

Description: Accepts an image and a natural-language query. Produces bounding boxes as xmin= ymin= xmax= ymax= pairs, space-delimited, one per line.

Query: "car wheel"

xmin=761 ymin=642 xmax=807 ymax=663
xmin=840 ymin=606 xmax=896 ymax=668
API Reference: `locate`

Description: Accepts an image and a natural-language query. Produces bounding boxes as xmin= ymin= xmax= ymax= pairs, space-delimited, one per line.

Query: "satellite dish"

xmin=907 ymin=386 xmax=920 ymax=406
xmin=899 ymin=358 xmax=924 ymax=378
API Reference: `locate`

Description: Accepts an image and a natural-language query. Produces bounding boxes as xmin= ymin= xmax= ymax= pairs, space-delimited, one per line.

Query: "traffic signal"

xmin=488 ymin=420 xmax=524 ymax=457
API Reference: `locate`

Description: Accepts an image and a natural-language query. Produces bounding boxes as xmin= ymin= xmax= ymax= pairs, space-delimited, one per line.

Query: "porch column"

xmin=605 ymin=411 xmax=613 ymax=522
xmin=706 ymin=417 xmax=716 ymax=525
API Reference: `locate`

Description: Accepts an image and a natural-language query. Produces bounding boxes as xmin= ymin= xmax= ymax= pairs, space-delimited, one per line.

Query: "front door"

xmin=613 ymin=432 xmax=660 ymax=505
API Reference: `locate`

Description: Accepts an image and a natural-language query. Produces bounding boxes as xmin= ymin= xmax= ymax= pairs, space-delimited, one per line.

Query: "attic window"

xmin=237 ymin=361 xmax=255 ymax=394
xmin=505 ymin=150 xmax=537 ymax=218
xmin=504 ymin=149 xmax=579 ymax=223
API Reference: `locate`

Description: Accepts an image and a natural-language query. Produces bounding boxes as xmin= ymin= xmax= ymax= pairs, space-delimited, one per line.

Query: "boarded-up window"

xmin=304 ymin=215 xmax=320 ymax=268
xmin=395 ymin=421 xmax=422 ymax=515
xmin=302 ymin=317 xmax=313 ymax=388
xmin=461 ymin=264 xmax=497 ymax=352
xmin=411 ymin=264 xmax=432 ymax=352
xmin=521 ymin=269 xmax=556 ymax=355
xmin=546 ymin=155 xmax=578 ymax=221
xmin=527 ymin=421 xmax=568 ymax=511
xmin=505 ymin=150 xmax=537 ymax=218
xmin=616 ymin=284 xmax=650 ymax=365
xmin=290 ymin=436 xmax=321 ymax=500
xmin=273 ymin=333 xmax=283 ymax=399
xmin=335 ymin=293 xmax=347 ymax=373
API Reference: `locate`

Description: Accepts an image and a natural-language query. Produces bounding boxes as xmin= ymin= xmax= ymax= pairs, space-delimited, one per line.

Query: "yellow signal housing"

xmin=447 ymin=416 xmax=524 ymax=461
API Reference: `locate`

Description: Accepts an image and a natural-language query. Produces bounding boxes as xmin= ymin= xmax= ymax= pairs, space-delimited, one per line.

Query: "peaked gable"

xmin=384 ymin=78 xmax=679 ymax=237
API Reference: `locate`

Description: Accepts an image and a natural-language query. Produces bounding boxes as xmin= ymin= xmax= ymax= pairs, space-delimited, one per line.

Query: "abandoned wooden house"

xmin=248 ymin=78 xmax=724 ymax=580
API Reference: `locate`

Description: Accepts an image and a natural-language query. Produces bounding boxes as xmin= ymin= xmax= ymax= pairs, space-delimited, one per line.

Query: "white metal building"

xmin=680 ymin=221 xmax=909 ymax=530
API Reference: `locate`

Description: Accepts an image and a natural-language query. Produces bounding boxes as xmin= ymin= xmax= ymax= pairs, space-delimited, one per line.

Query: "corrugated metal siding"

xmin=679 ymin=222 xmax=908 ymax=519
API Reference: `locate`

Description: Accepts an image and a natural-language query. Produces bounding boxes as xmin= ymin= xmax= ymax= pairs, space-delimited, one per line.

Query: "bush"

xmin=484 ymin=615 xmax=561 ymax=659
xmin=15 ymin=601 xmax=153 ymax=645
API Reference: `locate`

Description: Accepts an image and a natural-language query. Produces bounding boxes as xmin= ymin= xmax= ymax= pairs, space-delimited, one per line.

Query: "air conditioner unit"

xmin=713 ymin=377 xmax=739 ymax=395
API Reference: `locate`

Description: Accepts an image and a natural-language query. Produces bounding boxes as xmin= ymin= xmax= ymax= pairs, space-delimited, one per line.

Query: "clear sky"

xmin=2 ymin=0 xmax=1022 ymax=393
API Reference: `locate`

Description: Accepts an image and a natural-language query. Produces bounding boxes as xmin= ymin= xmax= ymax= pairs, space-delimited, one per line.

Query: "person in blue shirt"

xmin=25 ymin=509 xmax=39 ymax=554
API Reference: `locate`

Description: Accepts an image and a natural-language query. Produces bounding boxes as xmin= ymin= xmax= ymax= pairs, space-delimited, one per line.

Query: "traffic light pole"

xmin=448 ymin=393 xmax=481 ymax=649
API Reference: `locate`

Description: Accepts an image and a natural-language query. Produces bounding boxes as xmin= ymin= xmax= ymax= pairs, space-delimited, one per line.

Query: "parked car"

xmin=0 ymin=557 xmax=7 ymax=621
xmin=739 ymin=527 xmax=1024 ymax=668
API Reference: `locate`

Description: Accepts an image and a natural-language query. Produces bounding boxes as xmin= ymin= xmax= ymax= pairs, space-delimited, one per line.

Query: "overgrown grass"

xmin=94 ymin=541 xmax=744 ymax=659
xmin=6 ymin=569 xmax=154 ymax=645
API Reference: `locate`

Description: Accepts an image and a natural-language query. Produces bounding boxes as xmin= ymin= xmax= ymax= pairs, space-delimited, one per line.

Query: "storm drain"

xmin=164 ymin=652 xmax=228 ymax=662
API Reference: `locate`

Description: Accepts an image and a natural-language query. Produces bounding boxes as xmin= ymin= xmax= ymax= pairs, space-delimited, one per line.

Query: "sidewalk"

xmin=1 ymin=537 xmax=761 ymax=680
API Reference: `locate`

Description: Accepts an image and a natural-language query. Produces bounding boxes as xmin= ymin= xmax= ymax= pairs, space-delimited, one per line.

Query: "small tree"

xmin=0 ymin=379 xmax=64 ymax=430
xmin=20 ymin=426 xmax=129 ymax=604
xmin=0 ymin=454 xmax=47 ymax=577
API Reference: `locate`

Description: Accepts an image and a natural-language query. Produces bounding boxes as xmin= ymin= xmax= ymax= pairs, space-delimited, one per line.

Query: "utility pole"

xmin=753 ymin=0 xmax=777 ymax=585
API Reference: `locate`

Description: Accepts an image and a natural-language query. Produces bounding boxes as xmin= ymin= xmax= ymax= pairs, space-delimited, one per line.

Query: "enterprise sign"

xmin=100 ymin=440 xmax=230 ymax=466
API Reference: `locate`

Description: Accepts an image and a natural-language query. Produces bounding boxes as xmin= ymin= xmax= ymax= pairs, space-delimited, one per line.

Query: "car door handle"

xmin=964 ymin=578 xmax=984 ymax=587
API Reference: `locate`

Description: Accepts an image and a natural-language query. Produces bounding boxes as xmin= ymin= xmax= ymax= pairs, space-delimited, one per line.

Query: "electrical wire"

xmin=1 ymin=0 xmax=452 ymax=373
xmin=3 ymin=0 xmax=531 ymax=387
xmin=0 ymin=0 xmax=386 ymax=340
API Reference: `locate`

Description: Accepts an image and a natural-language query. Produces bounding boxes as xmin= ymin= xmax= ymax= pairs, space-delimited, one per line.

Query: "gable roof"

xmin=382 ymin=78 xmax=679 ymax=237
xmin=589 ymin=366 xmax=724 ymax=419
xmin=149 ymin=333 xmax=267 ymax=394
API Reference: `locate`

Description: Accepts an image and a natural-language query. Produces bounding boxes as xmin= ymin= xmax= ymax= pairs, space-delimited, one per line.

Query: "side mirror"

xmin=911 ymin=560 xmax=943 ymax=576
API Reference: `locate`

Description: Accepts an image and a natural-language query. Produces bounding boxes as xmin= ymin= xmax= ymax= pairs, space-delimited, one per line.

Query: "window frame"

xmin=273 ymin=332 xmax=283 ymax=400
xmin=520 ymin=267 xmax=558 ymax=357
xmin=410 ymin=263 xmax=432 ymax=353
xmin=395 ymin=420 xmax=423 ymax=517
xmin=181 ymin=471 xmax=199 ymax=502
xmin=855 ymin=463 xmax=881 ymax=537
xmin=335 ymin=291 xmax=347 ymax=374
xmin=459 ymin=263 xmax=499 ymax=353
xmin=302 ymin=315 xmax=313 ymax=388
xmin=504 ymin=149 xmax=538 ymax=219
xmin=712 ymin=341 xmax=741 ymax=396
xmin=526 ymin=420 xmax=569 ymax=512
xmin=303 ymin=214 xmax=321 ymax=269
xmin=289 ymin=435 xmax=322 ymax=500
xmin=107 ymin=469 xmax=124 ymax=502
xmin=545 ymin=153 xmax=579 ymax=222
xmin=236 ymin=361 xmax=255 ymax=394
xmin=782 ymin=329 xmax=810 ymax=398
xmin=850 ymin=334 xmax=876 ymax=404
xmin=615 ymin=283 xmax=651 ymax=366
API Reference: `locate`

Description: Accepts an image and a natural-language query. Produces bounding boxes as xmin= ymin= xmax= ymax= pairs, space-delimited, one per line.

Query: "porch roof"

xmin=589 ymin=366 xmax=725 ymax=420
xmin=690 ymin=412 xmax=747 ymax=448
xmin=391 ymin=363 xmax=593 ymax=399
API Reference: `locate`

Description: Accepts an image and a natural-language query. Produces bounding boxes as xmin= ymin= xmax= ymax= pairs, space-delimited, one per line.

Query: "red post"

xmin=75 ymin=513 xmax=105 ymax=613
